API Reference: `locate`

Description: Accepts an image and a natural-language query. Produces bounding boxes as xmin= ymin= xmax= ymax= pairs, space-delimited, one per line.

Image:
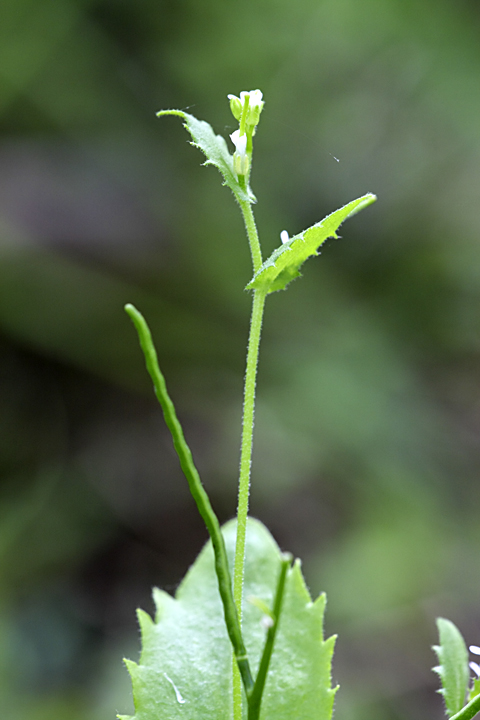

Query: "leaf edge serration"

xmin=246 ymin=192 xmax=377 ymax=294
xmin=433 ymin=617 xmax=469 ymax=717
xmin=122 ymin=518 xmax=338 ymax=720
xmin=157 ymin=109 xmax=255 ymax=204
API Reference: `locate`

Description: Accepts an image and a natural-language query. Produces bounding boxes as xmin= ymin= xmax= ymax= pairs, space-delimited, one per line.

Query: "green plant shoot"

xmin=121 ymin=88 xmax=380 ymax=720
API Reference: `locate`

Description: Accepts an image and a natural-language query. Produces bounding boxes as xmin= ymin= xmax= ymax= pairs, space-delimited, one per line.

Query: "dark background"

xmin=2 ymin=0 xmax=480 ymax=718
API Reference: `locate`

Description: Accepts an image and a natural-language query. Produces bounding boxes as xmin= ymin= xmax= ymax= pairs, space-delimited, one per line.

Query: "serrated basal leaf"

xmin=157 ymin=110 xmax=255 ymax=204
xmin=123 ymin=518 xmax=336 ymax=720
xmin=433 ymin=618 xmax=469 ymax=717
xmin=246 ymin=193 xmax=376 ymax=294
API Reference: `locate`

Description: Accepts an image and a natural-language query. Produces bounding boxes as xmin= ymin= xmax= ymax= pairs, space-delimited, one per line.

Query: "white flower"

xmin=227 ymin=90 xmax=264 ymax=127
xmin=230 ymin=129 xmax=249 ymax=175
xmin=246 ymin=89 xmax=263 ymax=111
xmin=470 ymin=662 xmax=480 ymax=678
xmin=230 ymin=129 xmax=247 ymax=155
xmin=469 ymin=646 xmax=480 ymax=678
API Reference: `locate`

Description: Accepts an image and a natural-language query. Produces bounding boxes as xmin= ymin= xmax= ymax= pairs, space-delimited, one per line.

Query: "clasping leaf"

xmin=246 ymin=193 xmax=376 ymax=294
xmin=157 ymin=110 xmax=256 ymax=204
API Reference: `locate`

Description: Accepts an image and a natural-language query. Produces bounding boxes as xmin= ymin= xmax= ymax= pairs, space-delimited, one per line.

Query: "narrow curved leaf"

xmin=246 ymin=193 xmax=376 ymax=294
xmin=433 ymin=617 xmax=469 ymax=717
xmin=157 ymin=110 xmax=255 ymax=204
xmin=122 ymin=518 xmax=337 ymax=720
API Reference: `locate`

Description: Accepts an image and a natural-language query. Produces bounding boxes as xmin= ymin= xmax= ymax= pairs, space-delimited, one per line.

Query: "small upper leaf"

xmin=246 ymin=193 xmax=376 ymax=294
xmin=433 ymin=617 xmax=469 ymax=717
xmin=157 ymin=110 xmax=255 ymax=204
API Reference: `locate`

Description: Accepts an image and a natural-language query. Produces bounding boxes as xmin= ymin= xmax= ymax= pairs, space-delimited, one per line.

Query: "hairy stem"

xmin=234 ymin=287 xmax=267 ymax=618
xmin=125 ymin=303 xmax=254 ymax=698
xmin=234 ymin=199 xmax=265 ymax=621
xmin=232 ymin=199 xmax=266 ymax=720
xmin=239 ymin=199 xmax=262 ymax=273
xmin=232 ymin=287 xmax=266 ymax=720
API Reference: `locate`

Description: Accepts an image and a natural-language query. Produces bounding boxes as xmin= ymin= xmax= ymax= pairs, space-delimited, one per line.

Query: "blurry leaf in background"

xmin=433 ymin=618 xmax=469 ymax=718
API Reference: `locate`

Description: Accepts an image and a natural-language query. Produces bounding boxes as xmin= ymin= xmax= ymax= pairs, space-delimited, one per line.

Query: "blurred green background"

xmin=1 ymin=0 xmax=480 ymax=718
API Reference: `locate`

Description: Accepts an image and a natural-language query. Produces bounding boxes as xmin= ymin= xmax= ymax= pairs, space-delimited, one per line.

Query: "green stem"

xmin=239 ymin=199 xmax=263 ymax=273
xmin=247 ymin=553 xmax=292 ymax=720
xmin=232 ymin=198 xmax=266 ymax=720
xmin=232 ymin=662 xmax=242 ymax=720
xmin=125 ymin=303 xmax=254 ymax=698
xmin=232 ymin=287 xmax=266 ymax=720
xmin=234 ymin=201 xmax=264 ymax=617
xmin=233 ymin=287 xmax=266 ymax=621
xmin=450 ymin=695 xmax=480 ymax=720
xmin=239 ymin=95 xmax=250 ymax=136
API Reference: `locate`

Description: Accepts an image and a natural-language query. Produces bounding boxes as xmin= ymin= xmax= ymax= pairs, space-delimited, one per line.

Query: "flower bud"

xmin=244 ymin=89 xmax=264 ymax=127
xmin=227 ymin=94 xmax=243 ymax=121
xmin=230 ymin=129 xmax=249 ymax=176
xmin=227 ymin=90 xmax=264 ymax=128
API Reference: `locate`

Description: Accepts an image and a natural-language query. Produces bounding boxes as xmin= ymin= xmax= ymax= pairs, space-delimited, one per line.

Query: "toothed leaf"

xmin=433 ymin=618 xmax=469 ymax=717
xmin=246 ymin=193 xmax=376 ymax=294
xmin=469 ymin=678 xmax=480 ymax=703
xmin=123 ymin=518 xmax=337 ymax=720
xmin=157 ymin=110 xmax=255 ymax=204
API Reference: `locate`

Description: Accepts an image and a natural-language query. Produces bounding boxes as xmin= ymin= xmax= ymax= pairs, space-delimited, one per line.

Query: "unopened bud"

xmin=245 ymin=89 xmax=264 ymax=127
xmin=227 ymin=94 xmax=243 ymax=121
xmin=227 ymin=89 xmax=264 ymax=128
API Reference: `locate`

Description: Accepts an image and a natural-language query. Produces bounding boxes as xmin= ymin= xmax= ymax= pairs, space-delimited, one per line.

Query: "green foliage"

xmin=157 ymin=110 xmax=256 ymax=204
xmin=469 ymin=679 xmax=480 ymax=703
xmin=247 ymin=194 xmax=376 ymax=294
xmin=122 ymin=519 xmax=336 ymax=720
xmin=124 ymin=302 xmax=254 ymax=696
xmin=129 ymin=88 xmax=479 ymax=720
xmin=433 ymin=618 xmax=469 ymax=717
xmin=124 ymin=301 xmax=330 ymax=719
xmin=4 ymin=2 xmax=480 ymax=719
xmin=125 ymin=90 xmax=375 ymax=720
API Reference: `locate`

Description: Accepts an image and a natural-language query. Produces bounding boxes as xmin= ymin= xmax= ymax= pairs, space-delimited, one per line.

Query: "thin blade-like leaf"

xmin=433 ymin=618 xmax=469 ymax=717
xmin=157 ymin=110 xmax=255 ymax=204
xmin=125 ymin=303 xmax=253 ymax=695
xmin=246 ymin=193 xmax=376 ymax=294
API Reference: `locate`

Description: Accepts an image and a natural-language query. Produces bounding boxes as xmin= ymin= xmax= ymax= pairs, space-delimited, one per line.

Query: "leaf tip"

xmin=137 ymin=608 xmax=154 ymax=640
xmin=345 ymin=192 xmax=377 ymax=219
xmin=123 ymin=658 xmax=139 ymax=678
xmin=156 ymin=109 xmax=186 ymax=119
xmin=288 ymin=557 xmax=313 ymax=603
xmin=152 ymin=586 xmax=175 ymax=621
xmin=325 ymin=633 xmax=337 ymax=654
xmin=313 ymin=591 xmax=327 ymax=607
